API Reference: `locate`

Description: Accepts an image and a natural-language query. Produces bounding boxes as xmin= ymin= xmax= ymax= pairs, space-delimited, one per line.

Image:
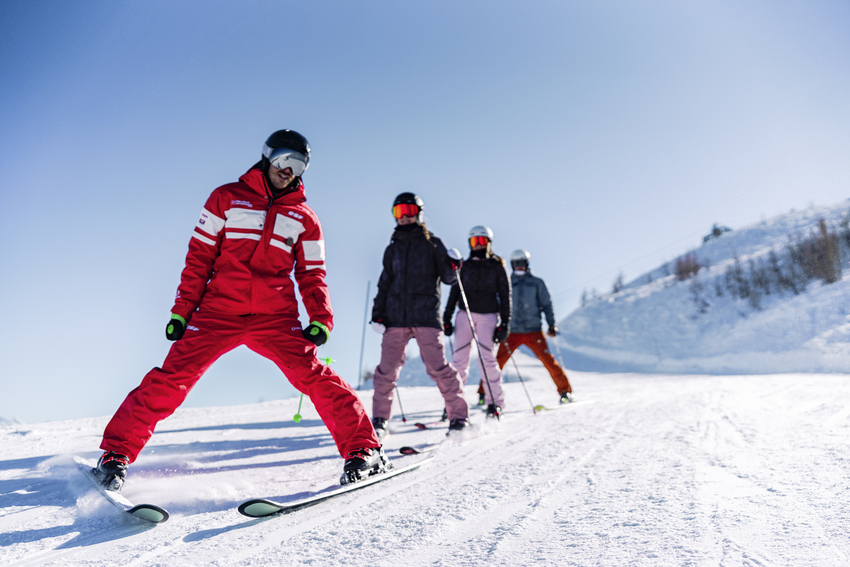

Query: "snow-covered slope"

xmin=559 ymin=201 xmax=850 ymax=374
xmin=2 ymin=364 xmax=849 ymax=566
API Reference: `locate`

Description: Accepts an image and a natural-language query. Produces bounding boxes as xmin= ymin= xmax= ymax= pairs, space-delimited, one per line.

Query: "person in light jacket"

xmin=496 ymin=249 xmax=574 ymax=403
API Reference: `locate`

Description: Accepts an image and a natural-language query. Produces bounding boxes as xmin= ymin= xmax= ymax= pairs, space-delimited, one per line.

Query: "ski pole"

xmin=552 ymin=334 xmax=567 ymax=369
xmin=453 ymin=265 xmax=500 ymax=421
xmin=357 ymin=281 xmax=370 ymax=390
xmin=293 ymin=394 xmax=305 ymax=423
xmin=394 ymin=385 xmax=407 ymax=423
xmin=505 ymin=345 xmax=538 ymax=414
xmin=296 ymin=356 xmax=335 ymax=422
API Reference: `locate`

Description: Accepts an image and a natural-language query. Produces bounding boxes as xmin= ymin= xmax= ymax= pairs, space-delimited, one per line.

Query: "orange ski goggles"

xmin=392 ymin=203 xmax=420 ymax=219
xmin=469 ymin=236 xmax=490 ymax=248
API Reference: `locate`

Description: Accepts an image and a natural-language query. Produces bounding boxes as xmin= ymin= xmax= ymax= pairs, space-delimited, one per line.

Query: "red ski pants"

xmin=495 ymin=331 xmax=572 ymax=394
xmin=101 ymin=311 xmax=379 ymax=462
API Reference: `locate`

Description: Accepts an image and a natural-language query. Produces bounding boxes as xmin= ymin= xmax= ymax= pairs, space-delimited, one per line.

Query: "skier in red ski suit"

xmin=96 ymin=130 xmax=384 ymax=490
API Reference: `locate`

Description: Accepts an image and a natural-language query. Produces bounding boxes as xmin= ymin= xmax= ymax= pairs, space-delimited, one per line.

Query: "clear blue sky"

xmin=2 ymin=1 xmax=849 ymax=423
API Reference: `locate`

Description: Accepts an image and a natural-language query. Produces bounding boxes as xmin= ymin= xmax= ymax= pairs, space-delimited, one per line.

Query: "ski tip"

xmin=398 ymin=446 xmax=421 ymax=455
xmin=129 ymin=504 xmax=169 ymax=523
xmin=238 ymin=499 xmax=284 ymax=518
xmin=414 ymin=423 xmax=427 ymax=430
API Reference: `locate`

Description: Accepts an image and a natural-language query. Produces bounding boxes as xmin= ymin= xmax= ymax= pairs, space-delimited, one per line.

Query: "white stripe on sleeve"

xmin=192 ymin=231 xmax=217 ymax=246
xmin=302 ymin=240 xmax=326 ymax=262
xmin=196 ymin=207 xmax=225 ymax=237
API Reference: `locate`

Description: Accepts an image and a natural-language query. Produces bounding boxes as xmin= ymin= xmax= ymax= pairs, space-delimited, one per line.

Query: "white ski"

xmin=238 ymin=456 xmax=433 ymax=518
xmin=74 ymin=456 xmax=169 ymax=523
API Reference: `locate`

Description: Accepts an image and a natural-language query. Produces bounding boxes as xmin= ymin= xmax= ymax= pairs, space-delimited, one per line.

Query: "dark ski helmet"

xmin=262 ymin=130 xmax=311 ymax=176
xmin=392 ymin=192 xmax=424 ymax=223
xmin=510 ymin=249 xmax=531 ymax=269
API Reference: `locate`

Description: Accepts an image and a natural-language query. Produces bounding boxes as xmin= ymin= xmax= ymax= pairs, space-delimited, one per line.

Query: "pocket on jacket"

xmin=270 ymin=214 xmax=305 ymax=253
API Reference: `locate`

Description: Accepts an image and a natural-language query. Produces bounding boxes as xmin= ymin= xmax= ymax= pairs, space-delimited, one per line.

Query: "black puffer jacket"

xmin=372 ymin=224 xmax=456 ymax=329
xmin=444 ymin=252 xmax=511 ymax=327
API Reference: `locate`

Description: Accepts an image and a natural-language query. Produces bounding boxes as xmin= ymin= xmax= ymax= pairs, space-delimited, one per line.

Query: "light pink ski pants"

xmin=451 ymin=311 xmax=504 ymax=408
xmin=372 ymin=327 xmax=469 ymax=421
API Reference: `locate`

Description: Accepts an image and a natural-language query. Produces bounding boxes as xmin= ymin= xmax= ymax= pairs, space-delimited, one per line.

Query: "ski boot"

xmin=477 ymin=392 xmax=486 ymax=407
xmin=446 ymin=418 xmax=469 ymax=436
xmin=340 ymin=447 xmax=390 ymax=485
xmin=440 ymin=407 xmax=448 ymax=422
xmin=559 ymin=391 xmax=574 ymax=404
xmin=372 ymin=417 xmax=389 ymax=441
xmin=485 ymin=404 xmax=501 ymax=419
xmin=95 ymin=451 xmax=129 ymax=492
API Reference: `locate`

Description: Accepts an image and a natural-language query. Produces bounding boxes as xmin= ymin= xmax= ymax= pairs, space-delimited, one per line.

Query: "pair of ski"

xmin=75 ymin=454 xmax=433 ymax=523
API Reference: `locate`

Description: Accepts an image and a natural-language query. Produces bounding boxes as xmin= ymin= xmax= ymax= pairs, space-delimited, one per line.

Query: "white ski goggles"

xmin=263 ymin=145 xmax=309 ymax=177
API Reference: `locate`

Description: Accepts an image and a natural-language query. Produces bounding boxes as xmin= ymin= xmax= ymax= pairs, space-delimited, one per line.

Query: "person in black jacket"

xmin=443 ymin=226 xmax=511 ymax=418
xmin=370 ymin=193 xmax=470 ymax=439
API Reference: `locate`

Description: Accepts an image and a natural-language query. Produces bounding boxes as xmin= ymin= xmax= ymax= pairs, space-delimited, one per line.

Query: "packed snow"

xmin=4 ymin=202 xmax=850 ymax=565
xmin=1 ymin=353 xmax=848 ymax=566
xmin=560 ymin=201 xmax=850 ymax=374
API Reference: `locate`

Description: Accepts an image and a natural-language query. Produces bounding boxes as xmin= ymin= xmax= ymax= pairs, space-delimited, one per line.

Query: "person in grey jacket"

xmin=496 ymin=249 xmax=574 ymax=403
xmin=370 ymin=193 xmax=469 ymax=438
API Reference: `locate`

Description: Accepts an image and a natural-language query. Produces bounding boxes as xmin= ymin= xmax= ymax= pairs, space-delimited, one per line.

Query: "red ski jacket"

xmin=171 ymin=166 xmax=333 ymax=330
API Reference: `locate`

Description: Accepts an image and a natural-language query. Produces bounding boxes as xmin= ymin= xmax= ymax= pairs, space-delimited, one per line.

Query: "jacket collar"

xmin=392 ymin=223 xmax=425 ymax=241
xmin=240 ymin=166 xmax=307 ymax=206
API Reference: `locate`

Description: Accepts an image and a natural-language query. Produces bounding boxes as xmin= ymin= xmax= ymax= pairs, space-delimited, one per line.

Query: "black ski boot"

xmin=477 ymin=392 xmax=486 ymax=407
xmin=96 ymin=451 xmax=129 ymax=492
xmin=485 ymin=404 xmax=501 ymax=418
xmin=440 ymin=407 xmax=448 ymax=421
xmin=341 ymin=447 xmax=390 ymax=485
xmin=446 ymin=418 xmax=469 ymax=436
xmin=559 ymin=391 xmax=574 ymax=404
xmin=372 ymin=417 xmax=389 ymax=441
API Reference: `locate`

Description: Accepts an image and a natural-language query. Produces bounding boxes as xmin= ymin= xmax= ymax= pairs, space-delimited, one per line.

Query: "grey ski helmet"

xmin=392 ymin=192 xmax=425 ymax=223
xmin=510 ymin=249 xmax=531 ymax=269
xmin=262 ymin=130 xmax=311 ymax=177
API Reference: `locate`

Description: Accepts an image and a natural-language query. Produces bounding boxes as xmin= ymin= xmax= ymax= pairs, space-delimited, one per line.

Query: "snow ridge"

xmin=559 ymin=200 xmax=850 ymax=374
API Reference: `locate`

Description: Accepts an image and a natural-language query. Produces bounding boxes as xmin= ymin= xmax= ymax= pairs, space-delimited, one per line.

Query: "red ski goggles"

xmin=392 ymin=203 xmax=420 ymax=219
xmin=469 ymin=236 xmax=490 ymax=248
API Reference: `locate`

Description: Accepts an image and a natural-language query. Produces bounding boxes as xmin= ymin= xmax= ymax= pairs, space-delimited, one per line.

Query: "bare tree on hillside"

xmin=612 ymin=272 xmax=625 ymax=294
xmin=675 ymin=252 xmax=701 ymax=281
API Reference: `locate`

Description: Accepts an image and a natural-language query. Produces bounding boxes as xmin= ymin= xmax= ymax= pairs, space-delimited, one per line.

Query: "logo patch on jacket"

xmin=288 ymin=211 xmax=304 ymax=220
xmin=231 ymin=200 xmax=253 ymax=207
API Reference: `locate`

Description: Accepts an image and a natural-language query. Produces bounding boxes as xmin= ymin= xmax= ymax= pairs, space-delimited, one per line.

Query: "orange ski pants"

xmin=495 ymin=331 xmax=572 ymax=394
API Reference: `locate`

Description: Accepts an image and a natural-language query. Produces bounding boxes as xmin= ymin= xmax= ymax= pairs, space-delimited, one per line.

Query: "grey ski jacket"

xmin=510 ymin=269 xmax=556 ymax=333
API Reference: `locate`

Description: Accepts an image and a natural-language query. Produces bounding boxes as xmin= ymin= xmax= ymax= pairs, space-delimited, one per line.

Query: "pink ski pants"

xmin=371 ymin=327 xmax=469 ymax=422
xmin=451 ymin=311 xmax=504 ymax=408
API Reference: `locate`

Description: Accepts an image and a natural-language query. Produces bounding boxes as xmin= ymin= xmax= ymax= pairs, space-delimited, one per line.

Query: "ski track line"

xmin=409 ymin=385 xmax=719 ymax=567
xmin=697 ymin=385 xmax=850 ymax=567
xmin=384 ymin=401 xmax=627 ymax=567
xmin=212 ymin=423 xmax=541 ymax=564
xmin=4 ymin=522 xmax=154 ymax=567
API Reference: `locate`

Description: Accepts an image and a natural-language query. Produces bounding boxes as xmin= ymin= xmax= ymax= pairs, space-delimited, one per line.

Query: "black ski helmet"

xmin=261 ymin=129 xmax=311 ymax=175
xmin=392 ymin=192 xmax=425 ymax=223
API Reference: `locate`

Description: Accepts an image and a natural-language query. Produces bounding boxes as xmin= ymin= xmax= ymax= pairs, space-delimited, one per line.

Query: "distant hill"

xmin=558 ymin=200 xmax=850 ymax=374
